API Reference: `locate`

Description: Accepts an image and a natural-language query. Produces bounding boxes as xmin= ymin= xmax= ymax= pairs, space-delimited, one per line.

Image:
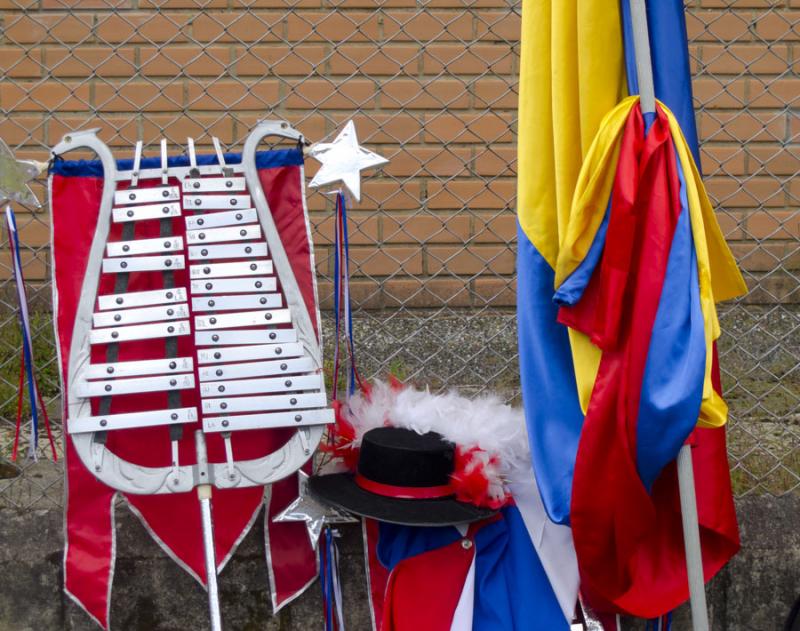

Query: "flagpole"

xmin=628 ymin=2 xmax=710 ymax=630
xmin=195 ymin=430 xmax=223 ymax=631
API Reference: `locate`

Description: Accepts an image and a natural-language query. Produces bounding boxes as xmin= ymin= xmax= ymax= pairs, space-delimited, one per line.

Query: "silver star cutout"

xmin=0 ymin=138 xmax=43 ymax=208
xmin=307 ymin=120 xmax=388 ymax=202
xmin=273 ymin=471 xmax=357 ymax=549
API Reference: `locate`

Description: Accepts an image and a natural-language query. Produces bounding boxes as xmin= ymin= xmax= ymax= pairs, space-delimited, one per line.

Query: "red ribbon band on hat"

xmin=355 ymin=474 xmax=455 ymax=500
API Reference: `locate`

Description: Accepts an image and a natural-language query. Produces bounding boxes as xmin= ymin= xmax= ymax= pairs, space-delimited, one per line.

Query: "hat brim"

xmin=307 ymin=473 xmax=496 ymax=527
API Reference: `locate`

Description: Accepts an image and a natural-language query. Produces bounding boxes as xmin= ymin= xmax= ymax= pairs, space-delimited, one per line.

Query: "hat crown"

xmin=357 ymin=427 xmax=454 ymax=488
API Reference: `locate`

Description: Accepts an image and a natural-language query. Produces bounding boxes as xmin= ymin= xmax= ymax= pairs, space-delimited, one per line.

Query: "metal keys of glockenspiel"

xmin=107 ymin=236 xmax=183 ymax=257
xmin=112 ymin=202 xmax=181 ymax=223
xmin=198 ymin=356 xmax=313 ymax=381
xmin=183 ymin=194 xmax=251 ymax=210
xmin=89 ymin=320 xmax=191 ymax=344
xmin=200 ymin=373 xmax=323 ymax=398
xmin=188 ymin=242 xmax=267 ymax=261
xmin=102 ymin=255 xmax=185 ymax=274
xmin=182 ymin=177 xmax=246 ymax=193
xmin=114 ymin=186 xmax=180 ymax=206
xmin=83 ymin=356 xmax=194 ymax=379
xmin=189 ymin=260 xmax=272 ymax=280
xmin=185 ymin=208 xmax=257 ymax=230
xmin=186 ymin=225 xmax=261 ymax=244
xmin=189 ymin=277 xmax=277 ymax=295
xmin=194 ymin=328 xmax=298 ymax=347
xmin=68 ymin=407 xmax=198 ymax=434
xmin=92 ymin=303 xmax=190 ymax=328
xmin=76 ymin=373 xmax=195 ymax=397
xmin=191 ymin=294 xmax=282 ymax=313
xmin=203 ymin=408 xmax=334 ymax=433
xmin=201 ymin=391 xmax=327 ymax=415
xmin=194 ymin=308 xmax=292 ymax=330
xmin=97 ymin=287 xmax=187 ymax=311
xmin=197 ymin=342 xmax=303 ymax=366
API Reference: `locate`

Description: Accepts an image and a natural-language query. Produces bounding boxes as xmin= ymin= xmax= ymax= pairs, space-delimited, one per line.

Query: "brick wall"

xmin=686 ymin=3 xmax=799 ymax=304
xmin=0 ymin=1 xmax=797 ymax=307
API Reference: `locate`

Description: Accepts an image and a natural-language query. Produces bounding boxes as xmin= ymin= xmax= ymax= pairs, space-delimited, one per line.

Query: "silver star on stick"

xmin=306 ymin=120 xmax=388 ymax=202
xmin=273 ymin=471 xmax=357 ymax=549
xmin=0 ymin=138 xmax=44 ymax=208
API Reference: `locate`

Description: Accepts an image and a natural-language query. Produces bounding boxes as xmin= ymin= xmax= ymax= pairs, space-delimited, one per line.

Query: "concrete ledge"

xmin=0 ymin=495 xmax=797 ymax=630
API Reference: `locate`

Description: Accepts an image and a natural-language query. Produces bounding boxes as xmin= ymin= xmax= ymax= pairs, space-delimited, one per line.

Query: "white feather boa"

xmin=335 ymin=380 xmax=532 ymax=505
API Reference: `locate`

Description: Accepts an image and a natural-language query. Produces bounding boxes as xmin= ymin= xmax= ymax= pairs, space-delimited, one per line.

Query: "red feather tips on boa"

xmin=324 ymin=379 xmax=530 ymax=509
xmin=452 ymin=448 xmax=506 ymax=509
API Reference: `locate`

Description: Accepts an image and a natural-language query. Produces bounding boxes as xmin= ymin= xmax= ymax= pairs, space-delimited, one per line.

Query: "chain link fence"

xmin=0 ymin=0 xmax=796 ymax=509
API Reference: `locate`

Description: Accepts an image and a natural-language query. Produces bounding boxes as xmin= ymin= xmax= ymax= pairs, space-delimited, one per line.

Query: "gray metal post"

xmin=677 ymin=444 xmax=710 ymax=631
xmin=628 ymin=1 xmax=710 ymax=629
xmin=195 ymin=430 xmax=223 ymax=631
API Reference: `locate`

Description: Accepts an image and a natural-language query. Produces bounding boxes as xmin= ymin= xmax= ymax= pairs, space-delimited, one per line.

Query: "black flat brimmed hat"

xmin=308 ymin=426 xmax=497 ymax=526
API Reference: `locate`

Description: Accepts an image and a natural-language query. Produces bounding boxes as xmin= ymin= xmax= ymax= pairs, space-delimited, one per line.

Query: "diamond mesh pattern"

xmin=0 ymin=0 xmax=796 ymax=508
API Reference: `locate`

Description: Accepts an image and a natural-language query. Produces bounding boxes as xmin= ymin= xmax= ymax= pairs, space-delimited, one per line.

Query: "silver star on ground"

xmin=306 ymin=120 xmax=388 ymax=202
xmin=273 ymin=471 xmax=357 ymax=549
xmin=0 ymin=138 xmax=43 ymax=208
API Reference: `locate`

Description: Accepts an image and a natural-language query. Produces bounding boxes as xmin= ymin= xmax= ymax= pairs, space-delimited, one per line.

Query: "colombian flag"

xmin=517 ymin=0 xmax=746 ymax=619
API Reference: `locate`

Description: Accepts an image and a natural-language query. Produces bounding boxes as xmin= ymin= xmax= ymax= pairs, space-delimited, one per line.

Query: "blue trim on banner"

xmin=50 ymin=147 xmax=304 ymax=177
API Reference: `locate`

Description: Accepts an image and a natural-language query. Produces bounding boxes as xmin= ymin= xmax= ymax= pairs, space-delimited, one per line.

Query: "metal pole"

xmin=628 ymin=2 xmax=710 ymax=629
xmin=629 ymin=0 xmax=656 ymax=116
xmin=677 ymin=444 xmax=710 ymax=631
xmin=195 ymin=430 xmax=223 ymax=631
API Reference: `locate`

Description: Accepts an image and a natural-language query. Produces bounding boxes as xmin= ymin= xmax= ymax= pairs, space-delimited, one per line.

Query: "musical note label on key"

xmin=107 ymin=236 xmax=183 ymax=257
xmin=189 ymin=260 xmax=272 ymax=279
xmin=68 ymin=407 xmax=198 ymax=434
xmin=203 ymin=408 xmax=334 ymax=433
xmin=92 ymin=303 xmax=190 ymax=328
xmin=182 ymin=177 xmax=246 ymax=193
xmin=188 ymin=242 xmax=268 ymax=261
xmin=114 ymin=186 xmax=180 ymax=206
xmin=190 ymin=277 xmax=277 ymax=294
xmin=185 ymin=208 xmax=257 ymax=230
xmin=201 ymin=391 xmax=327 ymax=415
xmin=102 ymin=255 xmax=185 ymax=274
xmin=186 ymin=225 xmax=261 ymax=244
xmin=89 ymin=320 xmax=191 ymax=344
xmin=83 ymin=357 xmax=194 ymax=379
xmin=112 ymin=202 xmax=181 ymax=223
xmin=194 ymin=308 xmax=291 ymax=330
xmin=183 ymin=194 xmax=251 ymax=210
xmin=191 ymin=294 xmax=282 ymax=312
xmin=97 ymin=288 xmax=188 ymax=311
xmin=194 ymin=328 xmax=298 ymax=348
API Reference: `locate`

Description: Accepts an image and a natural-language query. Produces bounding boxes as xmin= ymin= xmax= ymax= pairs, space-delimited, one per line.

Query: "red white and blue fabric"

xmin=364 ymin=507 xmax=569 ymax=631
xmin=361 ymin=471 xmax=579 ymax=631
xmin=517 ymin=0 xmax=741 ymax=622
xmin=50 ymin=148 xmax=318 ymax=629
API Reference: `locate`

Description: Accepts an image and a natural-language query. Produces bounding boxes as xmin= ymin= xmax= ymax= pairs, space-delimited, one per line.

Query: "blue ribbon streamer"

xmin=6 ymin=207 xmax=39 ymax=456
xmin=332 ymin=192 xmax=359 ymax=398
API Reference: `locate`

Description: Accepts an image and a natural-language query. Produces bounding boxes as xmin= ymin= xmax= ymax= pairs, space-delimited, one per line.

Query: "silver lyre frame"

xmin=51 ymin=121 xmax=325 ymax=495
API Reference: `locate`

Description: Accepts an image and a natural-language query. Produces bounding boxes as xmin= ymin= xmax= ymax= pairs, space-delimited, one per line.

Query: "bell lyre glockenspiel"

xmin=49 ymin=122 xmax=333 ymax=630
